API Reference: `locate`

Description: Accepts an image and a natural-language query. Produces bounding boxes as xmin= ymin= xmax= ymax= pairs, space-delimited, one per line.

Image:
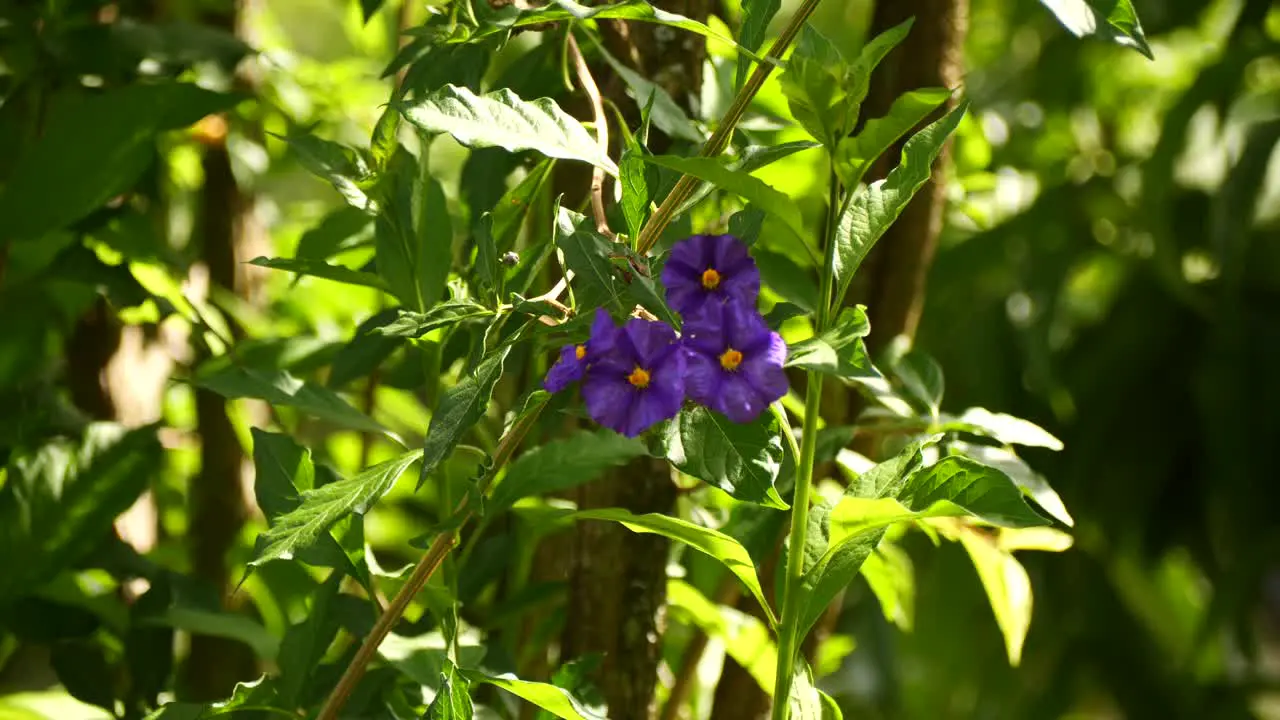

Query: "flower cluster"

xmin=544 ymin=234 xmax=789 ymax=437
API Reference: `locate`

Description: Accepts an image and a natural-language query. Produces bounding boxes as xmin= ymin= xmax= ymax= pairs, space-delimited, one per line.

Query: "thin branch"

xmin=568 ymin=32 xmax=615 ymax=240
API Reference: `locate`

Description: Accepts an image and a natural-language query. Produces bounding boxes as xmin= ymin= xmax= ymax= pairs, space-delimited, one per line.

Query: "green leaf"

xmin=847 ymin=437 xmax=931 ymax=500
xmin=295 ymin=206 xmax=374 ymax=261
xmin=859 ymin=542 xmax=914 ymax=631
xmin=949 ymin=442 xmax=1074 ymax=527
xmin=667 ymin=579 xmax=776 ymax=694
xmin=419 ymin=348 xmax=510 ymax=486
xmin=465 ymin=672 xmax=604 ymax=720
xmin=370 ymin=103 xmax=401 ymax=172
xmin=957 ymin=529 xmax=1033 ymax=665
xmin=489 ymin=430 xmax=649 ymax=513
xmin=662 ymin=406 xmax=788 ymax=509
xmin=889 ymin=347 xmax=945 ymax=417
xmin=899 ymin=456 xmax=1049 ymax=528
xmin=50 ymin=640 xmax=116 ymax=713
xmin=1039 ymin=0 xmax=1153 ymax=58
xmin=373 ymin=301 xmax=494 ymax=338
xmin=149 ymin=605 xmax=279 ymax=661
xmin=248 ymin=256 xmax=391 ymax=293
xmin=400 ymin=85 xmax=618 ymax=176
xmin=110 ymin=19 xmax=252 ymax=69
xmin=490 ymin=159 xmax=557 ymax=251
xmin=472 ymin=0 xmax=760 ymax=63
xmin=786 ymin=661 xmax=823 ymax=720
xmin=329 ymin=309 xmax=403 ymax=389
xmin=596 ymin=46 xmax=702 ymax=143
xmin=284 ymin=132 xmax=376 ymax=211
xmin=835 ymin=87 xmax=952 ymax=188
xmin=833 ymin=102 xmax=967 ymax=308
xmin=276 ymin=573 xmax=343 ymax=707
xmin=250 ymin=449 xmax=423 ymax=567
xmin=0 ymin=83 xmax=242 ymax=242
xmin=0 ymin=423 xmax=162 ymax=603
xmin=193 ymin=365 xmax=385 ymax=434
xmin=426 ymin=670 xmax=474 ymax=719
xmin=643 ymin=155 xmax=806 ymax=242
xmin=785 ymin=306 xmax=870 ymax=370
xmin=779 ymin=25 xmax=855 ymax=147
xmin=574 ymin=508 xmax=777 ymax=627
xmin=619 ymin=147 xmax=654 ymax=243
xmin=736 ymin=0 xmax=782 ymax=87
xmin=952 ymin=407 xmax=1064 ymax=450
xmin=374 ymin=146 xmax=453 ymax=311
xmin=555 ymin=207 xmax=627 ymax=313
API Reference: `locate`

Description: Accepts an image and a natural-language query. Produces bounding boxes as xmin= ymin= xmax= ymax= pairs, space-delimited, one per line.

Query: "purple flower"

xmin=543 ymin=309 xmax=616 ymax=393
xmin=582 ymin=317 xmax=686 ymax=437
xmin=661 ymin=234 xmax=761 ymax=318
xmin=683 ymin=300 xmax=788 ymax=423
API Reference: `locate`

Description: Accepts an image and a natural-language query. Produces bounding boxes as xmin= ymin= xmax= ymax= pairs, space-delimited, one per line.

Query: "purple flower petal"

xmin=544 ymin=344 xmax=587 ymax=392
xmin=683 ymin=348 xmax=722 ymax=406
xmin=583 ymin=374 xmax=637 ymax=434
xmin=677 ymin=299 xmax=788 ymax=423
xmin=717 ymin=374 xmax=769 ymax=424
xmin=661 ymin=234 xmax=761 ymax=316
xmin=582 ymin=317 xmax=686 ymax=437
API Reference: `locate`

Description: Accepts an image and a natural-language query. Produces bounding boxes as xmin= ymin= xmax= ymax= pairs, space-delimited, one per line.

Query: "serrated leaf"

xmin=833 ymin=102 xmax=967 ymax=307
xmin=419 ymin=348 xmax=510 ymax=486
xmin=194 ymin=365 xmax=385 ymax=434
xmin=662 ymin=406 xmax=788 ymax=509
xmin=643 ymin=155 xmax=806 ymax=242
xmin=575 ymin=508 xmax=777 ymax=627
xmin=836 ymin=87 xmax=952 ymax=188
xmin=251 ymin=449 xmax=423 ymax=567
xmin=465 ymin=672 xmax=604 ymax=720
xmin=0 ymin=423 xmax=162 ymax=603
xmin=373 ymin=301 xmax=494 ymax=339
xmin=899 ymin=456 xmax=1049 ymax=528
xmin=400 ymin=85 xmax=618 ymax=176
xmin=249 ymin=256 xmax=390 ymax=292
xmin=0 ymin=83 xmax=242 ymax=242
xmin=1039 ymin=0 xmax=1152 ymax=58
xmin=489 ymin=430 xmax=648 ymax=513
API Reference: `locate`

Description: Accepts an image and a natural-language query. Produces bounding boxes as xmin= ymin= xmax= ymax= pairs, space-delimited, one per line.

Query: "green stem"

xmin=771 ymin=160 xmax=843 ymax=719
xmin=635 ymin=0 xmax=825 ymax=255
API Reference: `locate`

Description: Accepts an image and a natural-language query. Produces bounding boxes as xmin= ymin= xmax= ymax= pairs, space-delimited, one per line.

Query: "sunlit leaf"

xmin=836 ymin=87 xmax=952 ymax=188
xmin=465 ymin=672 xmax=604 ymax=720
xmin=248 ymin=256 xmax=390 ymax=293
xmin=194 ymin=365 xmax=385 ymax=434
xmin=661 ymin=405 xmax=788 ymax=509
xmin=284 ymin=133 xmax=376 ymax=212
xmin=489 ymin=430 xmax=648 ymax=513
xmin=374 ymin=146 xmax=453 ymax=311
xmin=250 ymin=449 xmax=423 ymax=567
xmin=555 ymin=207 xmax=627 ymax=314
xmin=951 ymin=442 xmax=1074 ymax=527
xmin=833 ymin=102 xmax=967 ymax=307
xmin=643 ymin=155 xmax=806 ymax=242
xmin=859 ymin=542 xmax=914 ymax=630
xmin=667 ymin=579 xmax=777 ymax=694
xmin=425 ymin=669 xmax=474 ymax=719
xmin=1039 ymin=0 xmax=1153 ymax=58
xmin=373 ymin=301 xmax=494 ymax=338
xmin=736 ymin=0 xmax=782 ymax=86
xmin=400 ymin=85 xmax=618 ymax=176
xmin=575 ymin=508 xmax=777 ymax=627
xmin=899 ymin=455 xmax=1049 ymax=528
xmin=954 ymin=407 xmax=1064 ymax=451
xmin=957 ymin=528 xmax=1033 ymax=665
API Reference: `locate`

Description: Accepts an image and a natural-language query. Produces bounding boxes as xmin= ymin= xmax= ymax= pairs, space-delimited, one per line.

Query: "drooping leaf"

xmin=489 ymin=430 xmax=649 ymax=513
xmin=249 ymin=256 xmax=390 ymax=293
xmin=1038 ymin=0 xmax=1153 ymax=58
xmin=400 ymin=85 xmax=618 ymax=176
xmin=373 ymin=301 xmax=494 ymax=338
xmin=419 ymin=348 xmax=510 ymax=486
xmin=0 ymin=423 xmax=162 ymax=603
xmin=859 ymin=542 xmax=915 ymax=630
xmin=949 ymin=442 xmax=1074 ymax=527
xmin=284 ymin=133 xmax=377 ymax=212
xmin=575 ymin=508 xmax=777 ymax=627
xmin=833 ymin=102 xmax=968 ymax=307
xmin=952 ymin=407 xmax=1064 ymax=450
xmin=662 ymin=406 xmax=788 ymax=509
xmin=835 ymin=87 xmax=952 ymax=188
xmin=250 ymin=449 xmax=423 ymax=567
xmin=596 ymin=46 xmax=702 ymax=143
xmin=898 ymin=455 xmax=1050 ymax=528
xmin=374 ymin=146 xmax=453 ymax=311
xmin=642 ymin=155 xmax=807 ymax=242
xmin=425 ymin=669 xmax=475 ymax=719
xmin=667 ymin=579 xmax=777 ymax=694
xmin=957 ymin=528 xmax=1034 ymax=665
xmin=0 ymin=83 xmax=242 ymax=242
xmin=193 ymin=364 xmax=385 ymax=434
xmin=465 ymin=672 xmax=604 ymax=720
xmin=736 ymin=0 xmax=782 ymax=87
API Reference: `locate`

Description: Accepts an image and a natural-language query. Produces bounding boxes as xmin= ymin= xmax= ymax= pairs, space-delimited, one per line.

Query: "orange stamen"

xmin=701 ymin=268 xmax=721 ymax=290
xmin=628 ymin=366 xmax=651 ymax=388
xmin=719 ymin=348 xmax=743 ymax=371
xmin=574 ymin=345 xmax=586 ymax=360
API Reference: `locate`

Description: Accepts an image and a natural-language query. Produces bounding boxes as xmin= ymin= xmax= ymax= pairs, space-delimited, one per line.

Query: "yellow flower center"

xmin=574 ymin=345 xmax=587 ymax=360
xmin=719 ymin=348 xmax=744 ymax=371
xmin=701 ymin=268 xmax=721 ymax=290
xmin=628 ymin=366 xmax=651 ymax=388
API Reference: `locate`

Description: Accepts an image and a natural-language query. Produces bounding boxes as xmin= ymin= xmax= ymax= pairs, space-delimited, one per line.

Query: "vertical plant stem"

xmin=771 ymin=161 xmax=843 ymax=719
